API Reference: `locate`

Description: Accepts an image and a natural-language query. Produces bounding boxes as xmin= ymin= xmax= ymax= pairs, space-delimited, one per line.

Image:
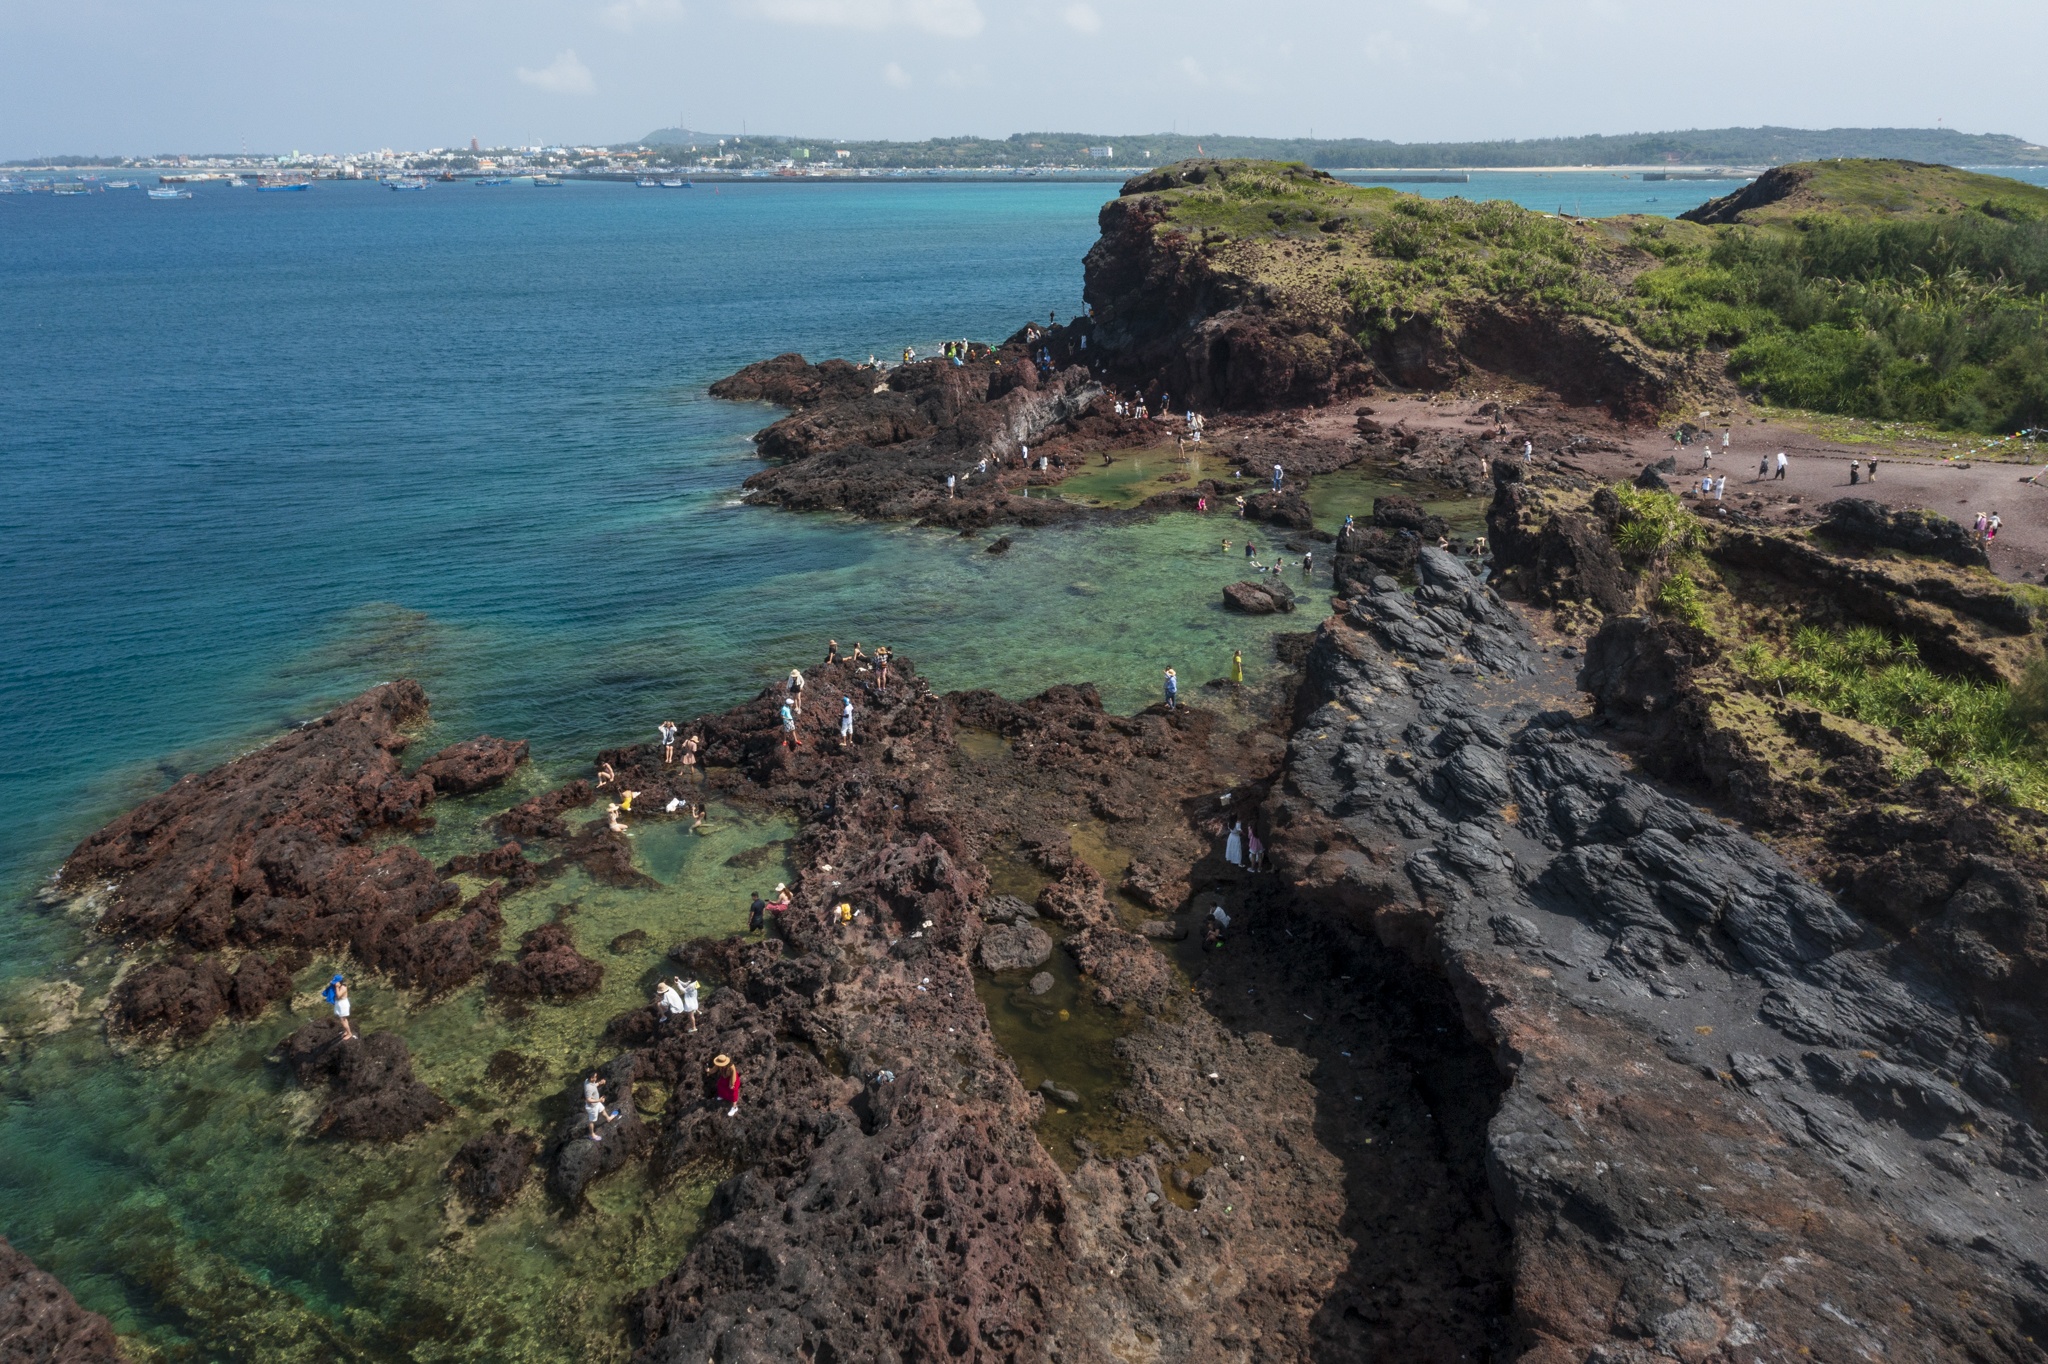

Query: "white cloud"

xmin=516 ymin=49 xmax=595 ymax=94
xmin=601 ymin=0 xmax=686 ymax=33
xmin=1061 ymin=3 xmax=1101 ymax=32
xmin=753 ymin=0 xmax=984 ymax=38
xmin=883 ymin=61 xmax=912 ymax=87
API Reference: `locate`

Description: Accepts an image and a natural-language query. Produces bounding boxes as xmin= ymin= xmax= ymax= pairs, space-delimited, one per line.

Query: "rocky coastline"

xmin=20 ymin=160 xmax=2048 ymax=1362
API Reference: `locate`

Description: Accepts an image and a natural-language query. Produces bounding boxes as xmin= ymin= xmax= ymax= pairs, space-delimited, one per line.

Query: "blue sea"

xmin=5 ymin=167 xmax=2046 ymax=1359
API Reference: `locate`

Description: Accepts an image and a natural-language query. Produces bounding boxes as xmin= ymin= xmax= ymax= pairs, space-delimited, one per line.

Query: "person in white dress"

xmin=1224 ymin=821 xmax=1244 ymax=867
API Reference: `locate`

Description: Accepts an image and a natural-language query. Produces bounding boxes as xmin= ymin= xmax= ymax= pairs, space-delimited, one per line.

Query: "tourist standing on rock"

xmin=656 ymin=978 xmax=686 ymax=1032
xmin=1989 ymin=513 xmax=2002 ymax=545
xmin=748 ymin=891 xmax=767 ymax=934
xmin=1523 ymin=440 xmax=1533 ymax=461
xmin=1775 ymin=452 xmax=1788 ymax=480
xmin=780 ymin=701 xmax=801 ymax=749
xmin=1224 ymin=821 xmax=1244 ymax=867
xmin=659 ymin=720 xmax=678 ymax=763
xmin=584 ymin=1072 xmax=621 ymax=1141
xmin=876 ymin=648 xmax=891 ymax=693
xmin=1164 ymin=669 xmax=1179 ymax=711
xmin=788 ymin=667 xmax=805 ymax=710
xmin=1701 ymin=446 xmax=1713 ymax=472
xmin=1302 ymin=550 xmax=1313 ymax=577
xmin=1867 ymin=460 xmax=1878 ymax=482
xmin=678 ymin=733 xmax=700 ymax=776
xmin=1757 ymin=454 xmax=1770 ymax=480
xmin=709 ymin=1056 xmax=741 ymax=1117
xmin=1850 ymin=459 xmax=1861 ymax=485
xmin=678 ymin=977 xmax=701 ymax=1032
xmin=946 ymin=474 xmax=956 ymax=498
xmin=841 ymin=696 xmax=855 ymax=744
xmin=324 ymin=975 xmax=356 ymax=1041
xmin=1715 ymin=476 xmax=1726 ymax=502
xmin=1232 ymin=649 xmax=1244 ymax=685
xmin=1247 ymin=827 xmax=1265 ymax=872
xmin=1272 ymin=463 xmax=1284 ymax=492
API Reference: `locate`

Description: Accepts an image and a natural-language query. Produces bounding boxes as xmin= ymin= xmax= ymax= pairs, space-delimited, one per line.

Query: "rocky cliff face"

xmin=1270 ymin=546 xmax=2048 ymax=1360
xmin=1079 ymin=160 xmax=1694 ymax=420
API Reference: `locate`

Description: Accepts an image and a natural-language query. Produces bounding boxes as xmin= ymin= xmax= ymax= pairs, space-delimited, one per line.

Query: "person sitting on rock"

xmin=849 ymin=641 xmax=866 ymax=663
xmin=596 ymin=761 xmax=615 ymax=788
xmin=708 ymin=1055 xmax=742 ymax=1117
xmin=824 ymin=639 xmax=839 ymax=666
xmin=605 ymin=802 xmax=626 ymax=833
xmin=584 ymin=1072 xmax=621 ymax=1142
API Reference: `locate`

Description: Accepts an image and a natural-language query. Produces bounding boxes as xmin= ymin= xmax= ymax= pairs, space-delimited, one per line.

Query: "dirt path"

xmin=1312 ymin=394 xmax=2048 ymax=580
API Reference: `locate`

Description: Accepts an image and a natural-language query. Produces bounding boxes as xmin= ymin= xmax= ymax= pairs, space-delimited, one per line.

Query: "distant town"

xmin=5 ymin=125 xmax=2043 ymax=181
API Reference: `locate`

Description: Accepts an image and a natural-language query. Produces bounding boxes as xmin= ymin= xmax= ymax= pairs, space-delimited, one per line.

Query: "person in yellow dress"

xmin=1231 ymin=649 xmax=1243 ymax=685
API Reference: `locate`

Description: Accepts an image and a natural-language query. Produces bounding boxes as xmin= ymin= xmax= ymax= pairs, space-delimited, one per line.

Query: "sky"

xmin=4 ymin=0 xmax=2043 ymax=157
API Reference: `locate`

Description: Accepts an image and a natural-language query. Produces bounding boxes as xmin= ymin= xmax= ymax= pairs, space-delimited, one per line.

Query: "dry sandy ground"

xmin=1310 ymin=393 xmax=2048 ymax=582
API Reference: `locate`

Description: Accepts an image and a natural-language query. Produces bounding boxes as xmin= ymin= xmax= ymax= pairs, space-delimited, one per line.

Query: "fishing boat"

xmin=386 ymin=178 xmax=426 ymax=191
xmin=52 ymin=183 xmax=90 ymax=195
xmin=147 ymin=187 xmax=192 ymax=200
xmin=661 ymin=178 xmax=687 ymax=189
xmin=532 ymin=176 xmax=563 ymax=187
xmin=256 ymin=181 xmax=310 ymax=192
xmin=476 ymin=177 xmax=512 ymax=186
xmin=107 ymin=180 xmax=136 ymax=190
xmin=636 ymin=177 xmax=661 ymax=188
xmin=226 ymin=177 xmax=247 ymax=188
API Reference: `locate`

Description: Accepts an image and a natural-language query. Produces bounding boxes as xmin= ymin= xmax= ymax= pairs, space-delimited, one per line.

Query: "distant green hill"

xmin=636 ymin=126 xmax=2047 ymax=170
xmin=1099 ymin=158 xmax=2048 ymax=432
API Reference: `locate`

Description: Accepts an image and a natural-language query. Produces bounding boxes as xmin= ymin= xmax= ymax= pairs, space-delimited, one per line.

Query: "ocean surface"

xmin=3 ymin=167 xmax=2043 ymax=1359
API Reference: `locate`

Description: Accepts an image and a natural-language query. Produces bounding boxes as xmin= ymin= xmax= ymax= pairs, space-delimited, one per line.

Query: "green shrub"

xmin=1736 ymin=625 xmax=2048 ymax=807
xmin=1610 ymin=484 xmax=1704 ymax=564
xmin=1655 ymin=572 xmax=1709 ymax=629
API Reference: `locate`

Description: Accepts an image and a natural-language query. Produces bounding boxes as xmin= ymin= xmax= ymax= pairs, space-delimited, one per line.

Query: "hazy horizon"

xmin=6 ymin=0 xmax=2044 ymax=160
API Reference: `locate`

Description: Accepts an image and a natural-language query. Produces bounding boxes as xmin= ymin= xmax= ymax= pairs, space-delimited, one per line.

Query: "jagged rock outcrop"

xmin=486 ymin=921 xmax=603 ymax=1001
xmin=0 ymin=1237 xmax=125 ymax=1363
xmin=448 ymin=1126 xmax=539 ymax=1218
xmin=1266 ymin=554 xmax=2048 ymax=1359
xmin=283 ymin=1019 xmax=452 ymax=1141
xmin=59 ymin=683 xmax=528 ymax=1042
xmin=1222 ymin=579 xmax=1296 ymax=614
xmin=414 ymin=735 xmax=529 ymax=794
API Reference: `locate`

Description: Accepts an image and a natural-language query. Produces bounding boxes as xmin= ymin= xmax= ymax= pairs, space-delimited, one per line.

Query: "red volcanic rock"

xmin=488 ymin=921 xmax=603 ymax=1002
xmin=283 ymin=1018 xmax=451 ymax=1141
xmin=448 ymin=1125 xmax=538 ymax=1218
xmin=63 ymin=681 xmax=439 ymax=948
xmin=414 ymin=735 xmax=529 ymax=795
xmin=109 ymin=950 xmax=301 ymax=1040
xmin=496 ymin=781 xmax=594 ymax=842
xmin=706 ymin=353 xmax=876 ymax=407
xmin=440 ymin=840 xmax=538 ymax=888
xmin=0 ymin=1237 xmax=124 ymax=1363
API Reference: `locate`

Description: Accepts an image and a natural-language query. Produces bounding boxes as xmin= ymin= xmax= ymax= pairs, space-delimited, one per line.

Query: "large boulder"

xmin=415 ymin=736 xmax=529 ymax=795
xmin=545 ymin=1054 xmax=649 ymax=1207
xmin=1820 ymin=498 xmax=1988 ymax=568
xmin=978 ymin=922 xmax=1055 ymax=973
xmin=108 ymin=951 xmax=297 ymax=1040
xmin=284 ymin=1019 xmax=452 ymax=1141
xmin=487 ymin=922 xmax=604 ymax=1002
xmin=1244 ymin=490 xmax=1315 ymax=529
xmin=448 ymin=1126 xmax=539 ymax=1218
xmin=1224 ymin=580 xmax=1297 ymax=614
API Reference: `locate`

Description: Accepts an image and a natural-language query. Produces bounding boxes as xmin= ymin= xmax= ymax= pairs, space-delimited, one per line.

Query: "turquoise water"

xmin=21 ymin=164 xmax=2038 ymax=1357
xmin=0 ymin=178 xmax=1369 ymax=1358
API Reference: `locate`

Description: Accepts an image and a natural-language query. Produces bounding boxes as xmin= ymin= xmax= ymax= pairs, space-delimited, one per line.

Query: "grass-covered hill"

xmin=1084 ymin=158 xmax=2048 ymax=432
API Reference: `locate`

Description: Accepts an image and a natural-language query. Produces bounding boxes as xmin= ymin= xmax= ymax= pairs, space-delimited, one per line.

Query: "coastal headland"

xmin=19 ymin=158 xmax=2048 ymax=1361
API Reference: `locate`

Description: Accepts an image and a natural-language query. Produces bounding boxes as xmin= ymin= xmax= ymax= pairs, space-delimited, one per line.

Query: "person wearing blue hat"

xmin=321 ymin=974 xmax=355 ymax=1041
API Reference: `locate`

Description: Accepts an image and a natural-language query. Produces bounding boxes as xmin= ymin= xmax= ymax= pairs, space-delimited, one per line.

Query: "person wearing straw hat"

xmin=708 ymin=1055 xmax=741 ymax=1117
